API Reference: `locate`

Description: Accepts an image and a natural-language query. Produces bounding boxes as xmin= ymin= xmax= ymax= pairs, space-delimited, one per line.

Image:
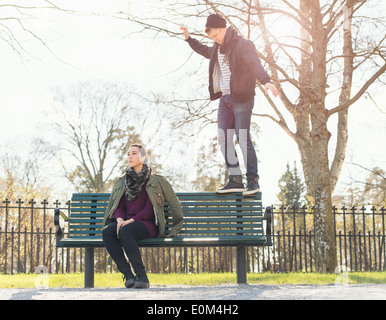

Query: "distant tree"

xmin=334 ymin=163 xmax=386 ymax=206
xmin=277 ymin=162 xmax=306 ymax=208
xmin=51 ymin=81 xmax=162 ymax=192
xmin=0 ymin=137 xmax=54 ymax=239
xmin=0 ymin=137 xmax=54 ymax=201
xmin=362 ymin=166 xmax=386 ymax=206
xmin=191 ymin=137 xmax=226 ymax=192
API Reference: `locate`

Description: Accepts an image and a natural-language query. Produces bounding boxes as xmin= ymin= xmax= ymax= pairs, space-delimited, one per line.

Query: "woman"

xmin=102 ymin=144 xmax=183 ymax=289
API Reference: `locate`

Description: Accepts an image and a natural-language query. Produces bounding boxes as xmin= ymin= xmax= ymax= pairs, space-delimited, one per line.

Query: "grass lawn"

xmin=0 ymin=272 xmax=385 ymax=288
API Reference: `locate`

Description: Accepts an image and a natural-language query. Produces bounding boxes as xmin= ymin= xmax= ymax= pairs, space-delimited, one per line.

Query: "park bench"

xmin=54 ymin=192 xmax=272 ymax=288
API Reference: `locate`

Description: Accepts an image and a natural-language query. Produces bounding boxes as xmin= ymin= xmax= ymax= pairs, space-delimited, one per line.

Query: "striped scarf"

xmin=124 ymin=164 xmax=151 ymax=201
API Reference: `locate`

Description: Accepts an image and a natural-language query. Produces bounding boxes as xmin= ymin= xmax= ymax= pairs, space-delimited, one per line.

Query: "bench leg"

xmin=84 ymin=247 xmax=95 ymax=288
xmin=236 ymin=246 xmax=247 ymax=284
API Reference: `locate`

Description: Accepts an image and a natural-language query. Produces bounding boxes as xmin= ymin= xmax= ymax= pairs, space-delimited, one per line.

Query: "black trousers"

xmin=102 ymin=221 xmax=149 ymax=276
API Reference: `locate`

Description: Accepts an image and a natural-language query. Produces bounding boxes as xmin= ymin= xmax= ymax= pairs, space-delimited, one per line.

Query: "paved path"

xmin=1 ymin=283 xmax=385 ymax=300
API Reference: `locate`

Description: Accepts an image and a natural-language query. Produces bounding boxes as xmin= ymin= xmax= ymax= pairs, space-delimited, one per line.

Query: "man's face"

xmin=207 ymin=28 xmax=227 ymax=45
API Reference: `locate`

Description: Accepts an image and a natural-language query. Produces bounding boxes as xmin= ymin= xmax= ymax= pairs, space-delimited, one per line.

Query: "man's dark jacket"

xmin=186 ymin=27 xmax=271 ymax=102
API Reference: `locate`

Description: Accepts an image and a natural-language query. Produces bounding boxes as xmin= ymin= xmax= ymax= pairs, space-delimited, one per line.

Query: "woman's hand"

xmin=116 ymin=218 xmax=135 ymax=238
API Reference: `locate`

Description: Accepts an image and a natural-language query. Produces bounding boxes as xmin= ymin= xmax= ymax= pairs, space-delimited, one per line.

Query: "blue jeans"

xmin=217 ymin=95 xmax=258 ymax=177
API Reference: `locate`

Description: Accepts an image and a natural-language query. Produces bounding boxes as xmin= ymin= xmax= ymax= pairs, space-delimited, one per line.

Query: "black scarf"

xmin=219 ymin=26 xmax=238 ymax=55
xmin=124 ymin=164 xmax=151 ymax=201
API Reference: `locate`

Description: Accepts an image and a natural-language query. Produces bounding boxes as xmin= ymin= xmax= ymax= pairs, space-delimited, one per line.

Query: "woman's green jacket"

xmin=102 ymin=174 xmax=183 ymax=238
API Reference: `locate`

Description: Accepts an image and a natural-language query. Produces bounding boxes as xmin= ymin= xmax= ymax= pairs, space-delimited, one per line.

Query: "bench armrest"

xmin=54 ymin=208 xmax=68 ymax=245
xmin=263 ymin=206 xmax=272 ymax=246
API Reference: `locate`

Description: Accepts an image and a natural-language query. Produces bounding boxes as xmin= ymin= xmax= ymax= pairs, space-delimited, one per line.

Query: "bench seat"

xmin=57 ymin=235 xmax=268 ymax=248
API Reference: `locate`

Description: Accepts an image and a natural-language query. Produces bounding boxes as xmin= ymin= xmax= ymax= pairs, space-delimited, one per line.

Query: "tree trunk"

xmin=309 ymin=5 xmax=337 ymax=272
xmin=330 ymin=1 xmax=354 ymax=191
xmin=310 ymin=115 xmax=337 ymax=272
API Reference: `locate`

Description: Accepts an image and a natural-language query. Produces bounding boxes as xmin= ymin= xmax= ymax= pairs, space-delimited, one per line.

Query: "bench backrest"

xmin=68 ymin=192 xmax=263 ymax=240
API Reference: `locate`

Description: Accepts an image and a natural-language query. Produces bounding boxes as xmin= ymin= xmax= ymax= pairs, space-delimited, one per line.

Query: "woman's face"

xmin=127 ymin=146 xmax=144 ymax=169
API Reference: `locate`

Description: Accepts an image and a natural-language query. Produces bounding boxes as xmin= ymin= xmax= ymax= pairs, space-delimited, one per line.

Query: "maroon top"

xmin=113 ymin=184 xmax=158 ymax=238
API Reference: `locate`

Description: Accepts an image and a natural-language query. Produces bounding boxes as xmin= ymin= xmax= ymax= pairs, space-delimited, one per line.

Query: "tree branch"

xmin=253 ymin=111 xmax=296 ymax=141
xmin=327 ymin=62 xmax=386 ymax=117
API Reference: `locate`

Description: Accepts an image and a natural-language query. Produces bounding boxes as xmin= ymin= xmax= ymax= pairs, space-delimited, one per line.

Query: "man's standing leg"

xmin=216 ymin=95 xmax=245 ymax=193
xmin=233 ymin=97 xmax=260 ymax=195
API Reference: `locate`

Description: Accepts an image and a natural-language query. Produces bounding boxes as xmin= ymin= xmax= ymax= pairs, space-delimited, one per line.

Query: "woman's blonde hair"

xmin=129 ymin=143 xmax=149 ymax=164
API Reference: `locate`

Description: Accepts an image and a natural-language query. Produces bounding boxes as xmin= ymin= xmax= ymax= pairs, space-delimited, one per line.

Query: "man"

xmin=181 ymin=13 xmax=278 ymax=195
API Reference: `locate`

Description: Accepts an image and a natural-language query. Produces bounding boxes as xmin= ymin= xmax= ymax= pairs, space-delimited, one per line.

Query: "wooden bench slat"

xmin=68 ymin=230 xmax=263 ymax=237
xmin=70 ymin=216 xmax=263 ymax=228
xmin=68 ymin=226 xmax=263 ymax=231
xmin=174 ymin=217 xmax=262 ymax=223
xmin=165 ymin=212 xmax=262 ymax=217
xmin=71 ymin=192 xmax=262 ymax=201
xmin=70 ymin=217 xmax=263 ymax=228
xmin=178 ymin=230 xmax=263 ymax=235
xmin=69 ymin=205 xmax=259 ymax=210
xmin=70 ymin=214 xmax=105 ymax=218
xmin=70 ymin=206 xmax=261 ymax=213
xmin=69 ymin=211 xmax=262 ymax=216
xmin=179 ymin=223 xmax=262 ymax=228
xmin=178 ymin=201 xmax=261 ymax=206
xmin=71 ymin=197 xmax=110 ymax=202
xmin=69 ymin=219 xmax=104 ymax=224
xmin=175 ymin=193 xmax=261 ymax=200
xmin=69 ymin=230 xmax=101 ymax=235
xmin=71 ymin=202 xmax=110 ymax=207
xmin=71 ymin=208 xmax=107 ymax=212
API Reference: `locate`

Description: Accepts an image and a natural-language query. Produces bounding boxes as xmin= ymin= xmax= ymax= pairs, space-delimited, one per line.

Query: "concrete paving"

xmin=1 ymin=283 xmax=385 ymax=300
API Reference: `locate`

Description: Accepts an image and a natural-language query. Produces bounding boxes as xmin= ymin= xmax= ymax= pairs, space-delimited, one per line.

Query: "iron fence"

xmin=0 ymin=198 xmax=385 ymax=274
xmin=270 ymin=205 xmax=386 ymax=272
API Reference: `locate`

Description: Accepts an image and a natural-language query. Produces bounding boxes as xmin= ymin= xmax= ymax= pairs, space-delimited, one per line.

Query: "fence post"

xmin=3 ymin=199 xmax=10 ymax=274
xmin=29 ymin=199 xmax=36 ymax=273
xmin=371 ymin=206 xmax=377 ymax=270
xmin=16 ymin=199 xmax=23 ymax=273
xmin=42 ymin=199 xmax=49 ymax=267
xmin=361 ymin=206 xmax=367 ymax=270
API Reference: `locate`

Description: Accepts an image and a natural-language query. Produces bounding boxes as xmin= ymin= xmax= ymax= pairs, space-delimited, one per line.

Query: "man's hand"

xmin=264 ymin=82 xmax=278 ymax=97
xmin=180 ymin=26 xmax=190 ymax=40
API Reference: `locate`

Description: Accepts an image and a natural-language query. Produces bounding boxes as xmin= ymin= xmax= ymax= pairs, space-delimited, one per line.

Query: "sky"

xmin=0 ymin=0 xmax=385 ymax=205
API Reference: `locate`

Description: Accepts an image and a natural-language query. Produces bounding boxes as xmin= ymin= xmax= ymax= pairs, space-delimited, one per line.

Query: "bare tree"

xmin=51 ymin=80 xmax=162 ymax=192
xmin=117 ymin=0 xmax=385 ymax=272
xmin=0 ymin=137 xmax=54 ymax=200
xmin=0 ymin=1 xmax=74 ymax=61
xmin=346 ymin=163 xmax=386 ymax=206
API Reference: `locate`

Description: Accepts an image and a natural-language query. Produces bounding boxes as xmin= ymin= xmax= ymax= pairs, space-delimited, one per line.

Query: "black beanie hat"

xmin=205 ymin=13 xmax=227 ymax=29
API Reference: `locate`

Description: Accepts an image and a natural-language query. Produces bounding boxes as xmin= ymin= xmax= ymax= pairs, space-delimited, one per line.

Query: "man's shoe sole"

xmin=243 ymin=188 xmax=260 ymax=196
xmin=216 ymin=188 xmax=246 ymax=194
